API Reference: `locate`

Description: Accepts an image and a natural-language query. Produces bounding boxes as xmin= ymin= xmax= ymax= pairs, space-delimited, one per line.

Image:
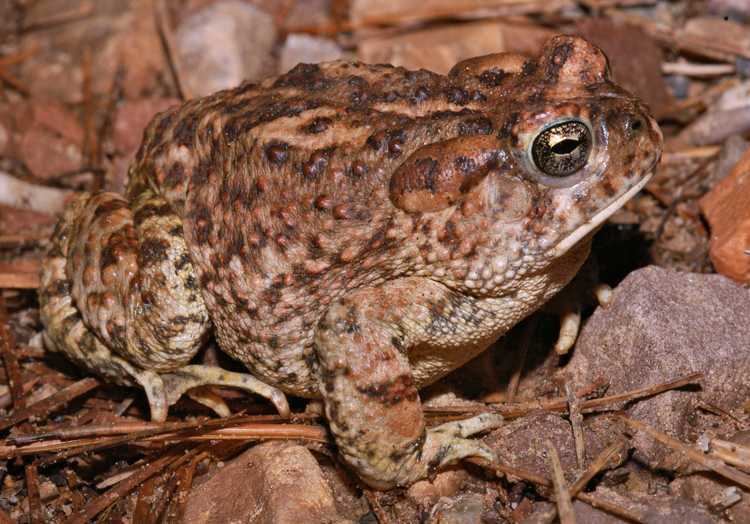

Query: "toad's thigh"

xmin=42 ymin=191 xmax=210 ymax=372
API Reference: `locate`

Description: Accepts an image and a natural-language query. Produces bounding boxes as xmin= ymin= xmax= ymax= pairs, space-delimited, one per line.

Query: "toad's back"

xmin=127 ymin=60 xmax=530 ymax=389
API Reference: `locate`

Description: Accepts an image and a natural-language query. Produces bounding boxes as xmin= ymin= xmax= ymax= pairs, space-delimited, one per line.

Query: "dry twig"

xmin=63 ymin=447 xmax=187 ymax=524
xmin=0 ymin=269 xmax=40 ymax=290
xmin=506 ymin=317 xmax=535 ymax=402
xmin=616 ymin=414 xmax=750 ymax=491
xmin=154 ymin=0 xmax=186 ymax=100
xmin=0 ymin=377 xmax=99 ymax=432
xmin=364 ymin=489 xmax=393 ymax=524
xmin=546 ymin=440 xmax=575 ymax=524
xmin=566 ymin=383 xmax=586 ymax=467
xmin=425 ymin=372 xmax=702 ymax=420
xmin=0 ymin=303 xmax=25 ymax=408
xmin=703 ymin=436 xmax=750 ymax=472
xmin=25 ymin=463 xmax=43 ymax=524
xmin=469 ymin=457 xmax=644 ymax=522
xmin=164 ymin=451 xmax=207 ymax=523
xmin=569 ymin=439 xmax=629 ymax=496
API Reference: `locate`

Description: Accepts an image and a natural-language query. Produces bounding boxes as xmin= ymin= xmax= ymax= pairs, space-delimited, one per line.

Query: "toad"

xmin=39 ymin=36 xmax=662 ymax=488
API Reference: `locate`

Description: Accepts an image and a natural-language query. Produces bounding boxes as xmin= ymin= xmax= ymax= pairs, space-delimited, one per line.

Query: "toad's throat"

xmin=549 ymin=171 xmax=654 ymax=258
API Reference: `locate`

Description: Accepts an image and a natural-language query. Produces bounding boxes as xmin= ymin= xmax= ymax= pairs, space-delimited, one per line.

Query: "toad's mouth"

xmin=549 ymin=171 xmax=654 ymax=258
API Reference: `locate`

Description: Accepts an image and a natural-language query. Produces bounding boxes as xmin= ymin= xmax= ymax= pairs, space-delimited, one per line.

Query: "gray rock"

xmin=427 ymin=493 xmax=487 ymax=524
xmin=672 ymin=472 xmax=750 ymax=523
xmin=175 ymin=1 xmax=277 ymax=98
xmin=565 ymin=266 xmax=750 ymax=469
xmin=485 ymin=412 xmax=620 ymax=483
xmin=573 ymin=486 xmax=716 ymax=524
xmin=279 ymin=34 xmax=344 ymax=74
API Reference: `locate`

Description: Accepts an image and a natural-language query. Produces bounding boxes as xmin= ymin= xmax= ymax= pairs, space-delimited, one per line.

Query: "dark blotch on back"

xmin=302 ymin=149 xmax=332 ymax=179
xmin=446 ymin=87 xmax=469 ymax=105
xmin=139 ymin=238 xmax=170 ymax=266
xmin=273 ymin=63 xmax=329 ymax=90
xmin=265 ymin=142 xmax=289 ymax=165
xmin=478 ymin=68 xmax=506 ymax=87
xmin=173 ymin=115 xmax=198 ymax=148
xmin=190 ymin=205 xmax=213 ymax=245
xmin=133 ymin=203 xmax=172 ymax=226
xmin=416 ymin=158 xmax=439 ymax=193
xmin=165 ymin=162 xmax=185 ymax=187
xmin=454 ymin=156 xmax=476 ymax=174
xmin=410 ymin=85 xmax=430 ymax=103
xmin=458 ymin=117 xmax=493 ymax=136
xmin=521 ymin=60 xmax=537 ymax=77
xmin=303 ymin=117 xmax=332 ymax=134
xmin=191 ymin=158 xmax=211 ymax=186
xmin=498 ymin=112 xmax=520 ymax=140
xmin=349 ymin=160 xmax=368 ymax=178
xmin=93 ymin=198 xmax=128 ymax=219
xmin=387 ymin=129 xmax=406 ymax=158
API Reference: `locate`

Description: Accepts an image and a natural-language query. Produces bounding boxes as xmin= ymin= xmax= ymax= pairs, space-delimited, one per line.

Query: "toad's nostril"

xmin=629 ymin=117 xmax=643 ymax=133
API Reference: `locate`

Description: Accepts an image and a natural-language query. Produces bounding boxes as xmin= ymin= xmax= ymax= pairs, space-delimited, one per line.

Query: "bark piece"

xmin=699 ymin=148 xmax=750 ymax=283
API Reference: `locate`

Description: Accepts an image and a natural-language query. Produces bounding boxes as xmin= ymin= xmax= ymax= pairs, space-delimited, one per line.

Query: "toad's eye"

xmin=531 ymin=120 xmax=591 ymax=177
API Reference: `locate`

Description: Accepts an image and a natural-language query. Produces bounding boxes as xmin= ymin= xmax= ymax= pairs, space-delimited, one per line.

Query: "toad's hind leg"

xmin=313 ymin=279 xmax=503 ymax=489
xmin=39 ymin=191 xmax=288 ymax=421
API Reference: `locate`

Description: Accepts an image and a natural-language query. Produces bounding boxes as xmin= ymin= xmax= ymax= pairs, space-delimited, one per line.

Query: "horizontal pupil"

xmin=550 ymin=138 xmax=579 ymax=155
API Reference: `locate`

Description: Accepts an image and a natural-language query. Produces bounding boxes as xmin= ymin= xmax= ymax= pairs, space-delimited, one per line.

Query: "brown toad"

xmin=39 ymin=36 xmax=662 ymax=488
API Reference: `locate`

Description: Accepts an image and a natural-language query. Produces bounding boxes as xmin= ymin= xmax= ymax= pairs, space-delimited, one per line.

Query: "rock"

xmin=0 ymin=104 xmax=15 ymax=156
xmin=427 ymin=493 xmax=486 ymax=524
xmin=18 ymin=101 xmax=83 ymax=180
xmin=407 ymin=467 xmax=471 ymax=506
xmin=175 ymin=1 xmax=277 ymax=98
xmin=0 ymin=2 xmax=18 ymax=38
xmin=358 ymin=20 xmax=553 ymax=74
xmin=113 ymin=98 xmax=180 ymax=157
xmin=111 ymin=98 xmax=180 ymax=191
xmin=279 ymin=34 xmax=343 ymax=74
xmin=21 ymin=1 xmax=167 ymax=103
xmin=676 ymin=80 xmax=750 ymax=146
xmin=709 ymin=0 xmax=750 ymax=20
xmin=181 ymin=441 xmax=348 ymax=524
xmin=283 ymin=0 xmax=334 ymax=32
xmin=485 ymin=412 xmax=618 ymax=482
xmin=565 ymin=266 xmax=750 ymax=470
xmin=672 ymin=472 xmax=750 ymax=523
xmin=519 ymin=501 xmax=557 ymax=523
xmin=572 ymin=486 xmax=715 ymax=524
xmin=575 ymin=19 xmax=673 ymax=119
xmin=713 ymin=135 xmax=749 ymax=184
xmin=700 ymin=147 xmax=750 ymax=283
xmin=115 ymin=0 xmax=172 ymax=99
xmin=670 ymin=429 xmax=750 ymax=522
xmin=316 ymin=457 xmax=370 ymax=521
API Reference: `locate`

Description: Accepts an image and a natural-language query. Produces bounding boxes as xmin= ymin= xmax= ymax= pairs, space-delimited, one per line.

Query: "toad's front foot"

xmin=397 ymin=413 xmax=503 ymax=486
xmin=315 ymin=281 xmax=506 ymax=489
xmin=341 ymin=413 xmax=503 ymax=489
